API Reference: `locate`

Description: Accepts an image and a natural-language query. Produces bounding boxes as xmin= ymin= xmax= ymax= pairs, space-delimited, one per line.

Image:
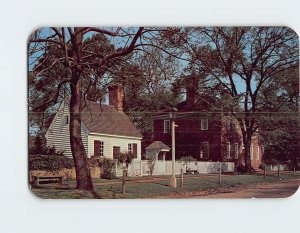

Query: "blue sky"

xmin=29 ymin=27 xmax=249 ymax=105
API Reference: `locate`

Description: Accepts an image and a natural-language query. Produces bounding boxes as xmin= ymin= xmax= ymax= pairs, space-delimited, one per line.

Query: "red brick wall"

xmin=152 ymin=114 xmax=263 ymax=169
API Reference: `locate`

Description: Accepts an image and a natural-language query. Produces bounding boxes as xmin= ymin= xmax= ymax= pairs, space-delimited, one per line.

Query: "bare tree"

xmin=187 ymin=27 xmax=298 ymax=171
xmin=29 ymin=27 xmax=144 ymax=191
xmin=28 ymin=27 xmax=185 ymax=190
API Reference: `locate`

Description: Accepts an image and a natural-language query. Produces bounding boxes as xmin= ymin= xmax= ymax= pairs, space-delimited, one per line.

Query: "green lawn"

xmin=30 ymin=172 xmax=300 ymax=199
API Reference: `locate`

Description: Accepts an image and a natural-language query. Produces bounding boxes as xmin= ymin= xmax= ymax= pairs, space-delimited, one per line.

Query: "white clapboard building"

xmin=45 ymin=84 xmax=142 ymax=160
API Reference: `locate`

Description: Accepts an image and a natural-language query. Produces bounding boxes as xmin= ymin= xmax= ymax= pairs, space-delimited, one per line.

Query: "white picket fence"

xmin=115 ymin=160 xmax=235 ymax=177
xmin=266 ymin=164 xmax=288 ymax=171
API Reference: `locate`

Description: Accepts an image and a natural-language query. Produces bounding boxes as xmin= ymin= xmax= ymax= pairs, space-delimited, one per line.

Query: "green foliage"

xmin=117 ymin=152 xmax=134 ymax=169
xmin=29 ymin=135 xmax=64 ymax=156
xmin=236 ymin=164 xmax=255 ymax=173
xmin=258 ymin=113 xmax=299 ymax=165
xmin=236 ymin=164 xmax=247 ymax=173
xmin=98 ymin=157 xmax=116 ymax=179
xmin=29 ymin=154 xmax=74 ymax=171
xmin=259 ymin=163 xmax=266 ymax=170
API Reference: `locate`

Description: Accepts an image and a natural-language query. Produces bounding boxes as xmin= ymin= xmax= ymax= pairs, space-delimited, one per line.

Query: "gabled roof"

xmin=145 ymin=141 xmax=170 ymax=151
xmin=81 ymin=101 xmax=142 ymax=138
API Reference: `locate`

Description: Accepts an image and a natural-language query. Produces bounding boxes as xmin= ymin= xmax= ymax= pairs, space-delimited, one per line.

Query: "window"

xmin=250 ymin=145 xmax=253 ymax=160
xmin=233 ymin=121 xmax=238 ymax=130
xmin=234 ymin=143 xmax=239 ymax=159
xmin=164 ymin=120 xmax=170 ymax=133
xmin=200 ymin=142 xmax=209 ymax=159
xmin=256 ymin=146 xmax=260 ymax=160
xmin=128 ymin=143 xmax=137 ymax=158
xmin=128 ymin=143 xmax=133 ymax=154
xmin=226 ymin=120 xmax=231 ymax=131
xmin=113 ymin=146 xmax=120 ymax=159
xmin=94 ymin=140 xmax=104 ymax=156
xmin=226 ymin=142 xmax=231 ymax=158
xmin=201 ymin=118 xmax=208 ymax=130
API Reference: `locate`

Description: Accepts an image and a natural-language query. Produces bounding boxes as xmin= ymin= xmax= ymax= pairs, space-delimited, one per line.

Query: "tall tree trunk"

xmin=242 ymin=132 xmax=253 ymax=173
xmin=69 ymin=68 xmax=93 ymax=191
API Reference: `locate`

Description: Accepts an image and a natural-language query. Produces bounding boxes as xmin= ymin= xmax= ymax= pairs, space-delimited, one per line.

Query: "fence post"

xmin=293 ymin=165 xmax=296 ymax=177
xmin=264 ymin=166 xmax=266 ymax=179
xmin=278 ymin=165 xmax=281 ymax=180
xmin=180 ymin=168 xmax=183 ymax=188
xmin=115 ymin=161 xmax=118 ymax=176
xmin=122 ymin=170 xmax=126 ymax=194
xmin=219 ymin=162 xmax=222 ymax=185
xmin=140 ymin=160 xmax=143 ymax=177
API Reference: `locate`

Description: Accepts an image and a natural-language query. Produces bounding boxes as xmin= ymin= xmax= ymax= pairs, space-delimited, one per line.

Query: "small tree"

xmin=98 ymin=157 xmax=116 ymax=179
xmin=117 ymin=152 xmax=134 ymax=194
xmin=147 ymin=158 xmax=156 ymax=176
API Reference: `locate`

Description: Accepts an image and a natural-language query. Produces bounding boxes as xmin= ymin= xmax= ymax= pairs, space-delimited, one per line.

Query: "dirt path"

xmin=93 ymin=175 xmax=215 ymax=186
xmin=159 ymin=179 xmax=300 ymax=199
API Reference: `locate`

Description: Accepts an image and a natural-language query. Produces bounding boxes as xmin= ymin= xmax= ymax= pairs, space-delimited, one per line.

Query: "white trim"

xmin=164 ymin=120 xmax=170 ymax=133
xmin=200 ymin=142 xmax=209 ymax=159
xmin=128 ymin=143 xmax=133 ymax=154
xmin=201 ymin=118 xmax=208 ymax=130
xmin=89 ymin=132 xmax=142 ymax=140
xmin=226 ymin=142 xmax=231 ymax=159
xmin=250 ymin=144 xmax=254 ymax=160
xmin=234 ymin=143 xmax=239 ymax=159
xmin=147 ymin=148 xmax=170 ymax=152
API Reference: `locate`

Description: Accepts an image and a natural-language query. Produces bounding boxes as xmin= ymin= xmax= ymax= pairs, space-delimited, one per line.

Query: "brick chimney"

xmin=108 ymin=83 xmax=124 ymax=111
xmin=185 ymin=75 xmax=199 ymax=107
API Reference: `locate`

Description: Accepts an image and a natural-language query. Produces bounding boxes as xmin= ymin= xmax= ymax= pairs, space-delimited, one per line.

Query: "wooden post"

xmin=293 ymin=165 xmax=296 ymax=177
xmin=264 ymin=166 xmax=266 ymax=179
xmin=122 ymin=170 xmax=126 ymax=194
xmin=219 ymin=162 xmax=222 ymax=185
xmin=180 ymin=168 xmax=183 ymax=188
xmin=278 ymin=165 xmax=280 ymax=180
xmin=140 ymin=160 xmax=143 ymax=177
xmin=32 ymin=176 xmax=39 ymax=187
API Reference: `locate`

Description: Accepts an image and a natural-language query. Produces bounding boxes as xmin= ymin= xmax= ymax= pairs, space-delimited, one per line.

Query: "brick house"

xmin=152 ymin=77 xmax=263 ymax=169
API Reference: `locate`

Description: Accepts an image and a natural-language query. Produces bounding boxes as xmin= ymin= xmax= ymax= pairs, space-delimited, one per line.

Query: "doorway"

xmin=113 ymin=146 xmax=120 ymax=159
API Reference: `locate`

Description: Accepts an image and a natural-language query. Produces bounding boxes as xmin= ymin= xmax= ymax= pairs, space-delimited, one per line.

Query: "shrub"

xmin=29 ymin=154 xmax=74 ymax=172
xmin=98 ymin=157 xmax=116 ymax=179
xmin=117 ymin=152 xmax=134 ymax=169
xmin=29 ymin=135 xmax=64 ymax=156
xmin=236 ymin=164 xmax=247 ymax=173
xmin=259 ymin=163 xmax=266 ymax=170
xmin=236 ymin=164 xmax=256 ymax=173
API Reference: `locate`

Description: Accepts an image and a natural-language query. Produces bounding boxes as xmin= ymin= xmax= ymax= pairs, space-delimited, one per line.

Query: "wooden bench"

xmin=185 ymin=169 xmax=199 ymax=175
xmin=31 ymin=176 xmax=63 ymax=186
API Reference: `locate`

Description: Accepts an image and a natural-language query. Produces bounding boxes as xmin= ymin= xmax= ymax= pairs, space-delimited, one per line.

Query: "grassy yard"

xmin=31 ymin=172 xmax=300 ymax=199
